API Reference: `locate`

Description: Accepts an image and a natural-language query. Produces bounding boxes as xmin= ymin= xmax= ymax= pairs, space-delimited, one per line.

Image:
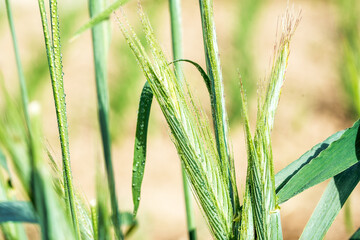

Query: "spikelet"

xmin=116 ymin=7 xmax=234 ymax=239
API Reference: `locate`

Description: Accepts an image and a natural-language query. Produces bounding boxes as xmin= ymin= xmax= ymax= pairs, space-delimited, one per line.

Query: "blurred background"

xmin=0 ymin=0 xmax=359 ymax=239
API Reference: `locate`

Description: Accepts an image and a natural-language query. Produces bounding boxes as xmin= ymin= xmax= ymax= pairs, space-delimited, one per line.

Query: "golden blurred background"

xmin=0 ymin=0 xmax=359 ymax=239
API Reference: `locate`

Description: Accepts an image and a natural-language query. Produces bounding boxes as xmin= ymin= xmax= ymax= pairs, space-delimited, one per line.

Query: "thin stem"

xmin=198 ymin=0 xmax=229 ymax=173
xmin=181 ymin=166 xmax=197 ymax=239
xmin=169 ymin=0 xmax=184 ymax=83
xmin=168 ymin=0 xmax=197 ymax=239
xmin=89 ymin=0 xmax=123 ymax=239
xmin=37 ymin=0 xmax=81 ymax=239
xmin=198 ymin=0 xmax=239 ymax=221
xmin=5 ymin=0 xmax=30 ymax=133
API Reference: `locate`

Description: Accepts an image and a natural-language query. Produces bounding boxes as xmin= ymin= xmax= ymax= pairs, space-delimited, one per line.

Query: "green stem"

xmin=88 ymin=0 xmax=123 ymax=239
xmin=198 ymin=0 xmax=239 ymax=220
xmin=180 ymin=167 xmax=197 ymax=239
xmin=198 ymin=0 xmax=230 ymax=171
xmin=5 ymin=0 xmax=30 ymax=133
xmin=37 ymin=1 xmax=81 ymax=239
xmin=169 ymin=0 xmax=184 ymax=82
xmin=169 ymin=1 xmax=197 ymax=239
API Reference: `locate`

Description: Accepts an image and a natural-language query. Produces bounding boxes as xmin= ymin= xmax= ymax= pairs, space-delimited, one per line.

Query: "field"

xmin=0 ymin=0 xmax=359 ymax=239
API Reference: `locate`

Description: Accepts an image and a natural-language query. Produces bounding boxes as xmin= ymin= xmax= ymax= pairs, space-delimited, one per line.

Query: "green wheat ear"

xmin=116 ymin=7 xmax=234 ymax=239
xmin=240 ymin=8 xmax=300 ymax=240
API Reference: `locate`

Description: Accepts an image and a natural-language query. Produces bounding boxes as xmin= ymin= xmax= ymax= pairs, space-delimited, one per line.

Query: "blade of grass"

xmin=0 ymin=175 xmax=28 ymax=240
xmin=170 ymin=59 xmax=211 ymax=94
xmin=37 ymin=0 xmax=80 ymax=238
xmin=89 ymin=0 xmax=123 ymax=239
xmin=5 ymin=0 xmax=30 ymax=131
xmin=299 ymin=161 xmax=360 ymax=240
xmin=276 ymin=119 xmax=360 ymax=204
xmin=26 ymin=8 xmax=85 ymax=100
xmin=74 ymin=0 xmax=130 ymax=39
xmin=275 ymin=129 xmax=345 ymax=190
xmin=168 ymin=0 xmax=197 ymax=238
xmin=0 ymin=201 xmax=37 ymax=223
xmin=132 ymin=81 xmax=153 ymax=216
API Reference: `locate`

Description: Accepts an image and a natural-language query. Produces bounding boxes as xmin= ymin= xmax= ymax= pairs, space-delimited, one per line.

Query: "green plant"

xmin=37 ymin=0 xmax=81 ymax=237
xmin=1 ymin=1 xmax=360 ymax=240
xmin=335 ymin=0 xmax=360 ymax=232
xmin=116 ymin=2 xmax=360 ymax=239
xmin=88 ymin=0 xmax=123 ymax=238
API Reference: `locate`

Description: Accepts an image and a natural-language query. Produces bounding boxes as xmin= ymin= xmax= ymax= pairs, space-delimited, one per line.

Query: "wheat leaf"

xmin=0 ymin=201 xmax=37 ymax=223
xmin=74 ymin=0 xmax=130 ymax=39
xmin=276 ymin=119 xmax=360 ymax=204
xmin=300 ymin=162 xmax=360 ymax=240
xmin=89 ymin=0 xmax=123 ymax=238
xmin=275 ymin=129 xmax=345 ymax=191
xmin=132 ymin=81 xmax=153 ymax=216
xmin=170 ymin=59 xmax=211 ymax=94
xmin=38 ymin=0 xmax=80 ymax=235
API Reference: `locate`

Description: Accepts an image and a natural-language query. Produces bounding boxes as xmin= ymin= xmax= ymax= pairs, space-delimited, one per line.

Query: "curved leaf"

xmin=0 ymin=201 xmax=37 ymax=223
xmin=170 ymin=59 xmax=211 ymax=94
xmin=132 ymin=81 xmax=153 ymax=216
xmin=300 ymin=162 xmax=360 ymax=240
xmin=276 ymin=119 xmax=360 ymax=204
xmin=275 ymin=129 xmax=345 ymax=190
